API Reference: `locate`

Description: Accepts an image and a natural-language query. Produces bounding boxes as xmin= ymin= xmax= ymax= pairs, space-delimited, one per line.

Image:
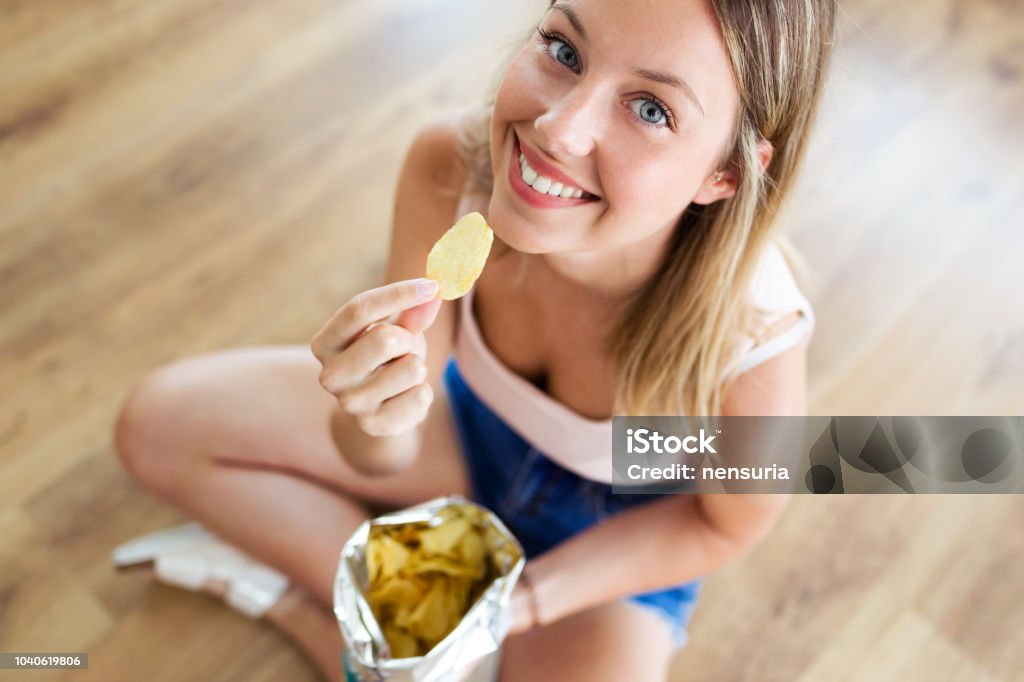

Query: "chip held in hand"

xmin=425 ymin=212 xmax=494 ymax=300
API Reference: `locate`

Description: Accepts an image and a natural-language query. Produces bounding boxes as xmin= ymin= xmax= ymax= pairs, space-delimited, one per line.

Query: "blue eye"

xmin=628 ymin=96 xmax=674 ymax=130
xmin=549 ymin=39 xmax=579 ymax=69
xmin=537 ymin=28 xmax=580 ymax=71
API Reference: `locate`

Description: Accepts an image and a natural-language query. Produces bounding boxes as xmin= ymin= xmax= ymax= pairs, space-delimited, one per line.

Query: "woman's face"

xmin=488 ymin=0 xmax=741 ymax=255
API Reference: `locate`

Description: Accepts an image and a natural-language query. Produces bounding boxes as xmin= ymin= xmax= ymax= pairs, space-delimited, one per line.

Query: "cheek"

xmin=494 ymin=50 xmax=557 ymax=123
xmin=601 ymin=155 xmax=704 ymax=219
xmin=494 ymin=55 xmax=531 ymax=115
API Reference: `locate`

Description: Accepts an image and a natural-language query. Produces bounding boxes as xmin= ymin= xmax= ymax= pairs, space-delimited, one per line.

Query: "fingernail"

xmin=416 ymin=279 xmax=439 ymax=299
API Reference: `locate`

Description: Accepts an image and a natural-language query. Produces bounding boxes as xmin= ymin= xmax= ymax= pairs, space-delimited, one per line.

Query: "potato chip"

xmin=410 ymin=554 xmax=484 ymax=580
xmin=390 ymin=523 xmax=427 ymax=547
xmin=406 ymin=578 xmax=457 ymax=644
xmin=457 ymin=530 xmax=485 ymax=568
xmin=366 ymin=533 xmax=411 ymax=582
xmin=425 ymin=212 xmax=493 ymax=300
xmin=418 ymin=518 xmax=472 ymax=556
xmin=382 ymin=624 xmax=419 ymax=659
xmin=368 ymin=573 xmax=427 ymax=607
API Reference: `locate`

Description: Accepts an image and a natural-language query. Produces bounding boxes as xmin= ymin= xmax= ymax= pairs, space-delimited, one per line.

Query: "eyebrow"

xmin=549 ymin=2 xmax=706 ymax=118
xmin=551 ymin=2 xmax=588 ymax=41
xmin=633 ymin=68 xmax=706 ymax=118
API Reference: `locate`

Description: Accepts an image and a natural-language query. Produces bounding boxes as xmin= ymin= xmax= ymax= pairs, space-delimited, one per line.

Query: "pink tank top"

xmin=449 ymin=203 xmax=815 ymax=483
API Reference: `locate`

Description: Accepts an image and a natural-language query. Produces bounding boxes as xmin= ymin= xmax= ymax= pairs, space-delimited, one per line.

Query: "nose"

xmin=533 ymin=84 xmax=602 ymax=160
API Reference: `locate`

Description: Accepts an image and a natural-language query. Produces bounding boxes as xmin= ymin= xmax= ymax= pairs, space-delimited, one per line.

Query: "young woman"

xmin=113 ymin=1 xmax=837 ymax=679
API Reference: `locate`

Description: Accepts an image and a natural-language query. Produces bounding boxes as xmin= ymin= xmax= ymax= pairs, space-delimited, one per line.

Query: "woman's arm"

xmin=325 ymin=115 xmax=466 ymax=471
xmin=524 ymin=334 xmax=806 ymax=625
xmin=526 ymin=494 xmax=750 ymax=625
xmin=697 ymin=319 xmax=805 ymax=541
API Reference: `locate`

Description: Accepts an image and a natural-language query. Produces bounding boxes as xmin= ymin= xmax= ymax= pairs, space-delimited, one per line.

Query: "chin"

xmin=486 ymin=197 xmax=559 ymax=255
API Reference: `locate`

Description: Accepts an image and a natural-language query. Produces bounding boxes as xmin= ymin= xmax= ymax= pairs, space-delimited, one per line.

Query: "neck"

xmin=529 ymin=222 xmax=678 ymax=303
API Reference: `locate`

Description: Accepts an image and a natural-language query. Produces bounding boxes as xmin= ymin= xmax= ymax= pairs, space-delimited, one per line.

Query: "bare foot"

xmin=264 ymin=586 xmax=345 ymax=681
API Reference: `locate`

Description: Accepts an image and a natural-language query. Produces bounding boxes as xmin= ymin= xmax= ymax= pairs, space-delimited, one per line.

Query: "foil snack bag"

xmin=334 ymin=496 xmax=525 ymax=682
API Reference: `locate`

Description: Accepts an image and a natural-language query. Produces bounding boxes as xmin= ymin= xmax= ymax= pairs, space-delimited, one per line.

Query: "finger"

xmin=356 ymin=383 xmax=433 ymax=438
xmin=318 ymin=324 xmax=417 ymax=394
xmin=394 ymin=296 xmax=443 ymax=336
xmin=339 ymin=354 xmax=427 ymax=416
xmin=312 ymin=278 xmax=439 ymax=359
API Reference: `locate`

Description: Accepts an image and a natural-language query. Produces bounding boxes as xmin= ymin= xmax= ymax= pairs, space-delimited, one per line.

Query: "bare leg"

xmin=126 ymin=460 xmax=363 ymax=680
xmin=114 ymin=346 xmax=470 ymax=607
xmin=114 ymin=347 xmax=470 ymax=678
xmin=501 ymin=600 xmax=676 ymax=681
xmin=133 ymin=564 xmax=343 ymax=681
xmin=266 ymin=587 xmax=345 ymax=682
xmin=122 ymin=454 xmax=368 ymax=681
xmin=135 ymin=455 xmax=368 ymax=607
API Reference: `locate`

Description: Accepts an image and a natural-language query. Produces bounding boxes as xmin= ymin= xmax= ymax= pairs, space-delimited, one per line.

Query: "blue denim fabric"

xmin=443 ymin=356 xmax=702 ymax=647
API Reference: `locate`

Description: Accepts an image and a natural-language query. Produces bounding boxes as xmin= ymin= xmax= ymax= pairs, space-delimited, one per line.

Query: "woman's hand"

xmin=507 ymin=565 xmax=541 ymax=636
xmin=312 ymin=278 xmax=442 ymax=440
xmin=507 ymin=582 xmax=535 ymax=636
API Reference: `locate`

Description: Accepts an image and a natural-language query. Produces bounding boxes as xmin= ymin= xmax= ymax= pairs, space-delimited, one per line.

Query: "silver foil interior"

xmin=333 ymin=496 xmax=525 ymax=682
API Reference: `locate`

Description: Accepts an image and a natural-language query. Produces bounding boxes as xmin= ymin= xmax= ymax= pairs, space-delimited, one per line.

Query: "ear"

xmin=692 ymin=138 xmax=775 ymax=205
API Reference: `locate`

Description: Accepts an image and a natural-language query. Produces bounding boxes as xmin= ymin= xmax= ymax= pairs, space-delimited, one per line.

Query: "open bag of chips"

xmin=334 ymin=496 xmax=524 ymax=682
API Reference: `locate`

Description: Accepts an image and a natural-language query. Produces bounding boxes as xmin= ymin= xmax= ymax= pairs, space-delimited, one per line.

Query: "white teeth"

xmin=518 ymin=152 xmax=588 ymax=199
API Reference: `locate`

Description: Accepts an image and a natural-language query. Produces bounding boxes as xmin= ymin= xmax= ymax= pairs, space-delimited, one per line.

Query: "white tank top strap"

xmin=729 ymin=243 xmax=816 ymax=375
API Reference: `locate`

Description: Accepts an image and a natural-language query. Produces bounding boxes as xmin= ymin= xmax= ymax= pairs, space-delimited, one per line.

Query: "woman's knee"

xmin=114 ymin=362 xmax=203 ymax=492
xmin=500 ymin=600 xmax=675 ymax=681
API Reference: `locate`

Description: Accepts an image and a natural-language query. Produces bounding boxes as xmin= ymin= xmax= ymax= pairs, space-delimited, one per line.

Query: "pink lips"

xmin=510 ymin=134 xmax=598 ymax=209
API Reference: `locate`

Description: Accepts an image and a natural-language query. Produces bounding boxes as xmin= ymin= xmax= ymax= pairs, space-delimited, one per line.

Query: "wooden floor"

xmin=1 ymin=0 xmax=1022 ymax=680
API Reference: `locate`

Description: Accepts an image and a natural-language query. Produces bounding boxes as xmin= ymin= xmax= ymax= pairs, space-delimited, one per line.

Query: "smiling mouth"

xmin=514 ymin=136 xmax=599 ymax=201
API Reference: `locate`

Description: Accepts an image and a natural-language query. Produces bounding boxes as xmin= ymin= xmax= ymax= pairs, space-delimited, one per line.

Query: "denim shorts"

xmin=443 ymin=357 xmax=702 ymax=648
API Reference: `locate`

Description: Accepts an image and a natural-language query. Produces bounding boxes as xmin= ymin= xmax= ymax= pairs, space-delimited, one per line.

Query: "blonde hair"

xmin=455 ymin=0 xmax=837 ymax=416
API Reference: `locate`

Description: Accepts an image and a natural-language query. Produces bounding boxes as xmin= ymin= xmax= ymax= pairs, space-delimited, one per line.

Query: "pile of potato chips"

xmin=364 ymin=505 xmax=499 ymax=658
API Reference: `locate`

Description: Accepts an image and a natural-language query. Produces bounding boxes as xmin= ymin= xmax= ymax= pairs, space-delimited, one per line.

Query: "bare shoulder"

xmin=386 ymin=112 xmax=477 ymax=391
xmin=696 ymin=314 xmax=806 ymax=547
xmin=387 ymin=111 xmax=477 ymax=272
xmin=720 ymin=312 xmax=808 ymax=416
xmin=398 ymin=112 xmax=469 ymax=203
